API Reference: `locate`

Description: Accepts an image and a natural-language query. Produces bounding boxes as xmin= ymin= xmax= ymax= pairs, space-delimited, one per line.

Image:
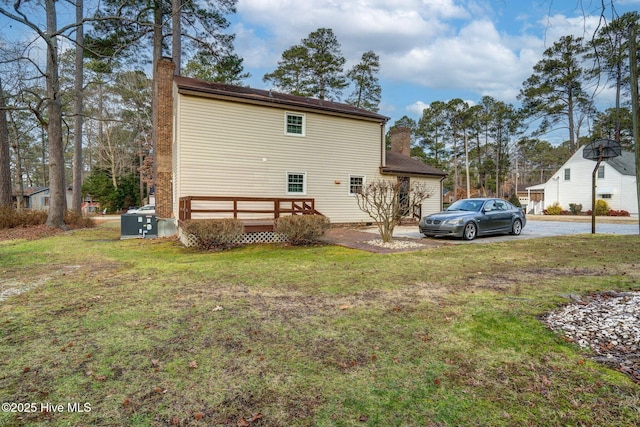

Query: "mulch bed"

xmin=318 ymin=227 xmax=441 ymax=253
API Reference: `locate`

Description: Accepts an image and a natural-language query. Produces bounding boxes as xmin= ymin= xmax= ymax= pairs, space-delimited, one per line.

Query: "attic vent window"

xmin=285 ymin=112 xmax=305 ymax=136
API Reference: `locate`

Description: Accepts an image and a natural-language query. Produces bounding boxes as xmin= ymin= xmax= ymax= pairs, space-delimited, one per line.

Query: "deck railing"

xmin=178 ymin=196 xmax=322 ymax=222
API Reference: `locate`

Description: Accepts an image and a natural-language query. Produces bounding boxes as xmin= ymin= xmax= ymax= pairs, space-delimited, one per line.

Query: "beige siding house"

xmin=156 ymin=59 xmax=446 ymax=226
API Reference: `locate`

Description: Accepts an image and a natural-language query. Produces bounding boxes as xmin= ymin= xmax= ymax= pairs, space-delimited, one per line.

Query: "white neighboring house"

xmin=526 ymin=145 xmax=638 ymax=215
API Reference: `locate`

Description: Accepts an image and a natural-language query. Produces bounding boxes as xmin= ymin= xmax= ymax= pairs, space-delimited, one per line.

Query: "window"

xmin=349 ymin=175 xmax=364 ymax=195
xmin=601 ymin=194 xmax=612 ymax=199
xmin=597 ymin=165 xmax=605 ymax=179
xmin=285 ymin=112 xmax=305 ymax=136
xmin=286 ymin=172 xmax=306 ymax=194
xmin=564 ymin=168 xmax=571 ymax=181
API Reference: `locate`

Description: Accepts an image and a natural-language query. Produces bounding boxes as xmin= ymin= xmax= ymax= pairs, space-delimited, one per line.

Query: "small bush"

xmin=181 ymin=218 xmax=244 ymax=250
xmin=0 ymin=208 xmax=96 ymax=230
xmin=64 ymin=211 xmax=96 ymax=228
xmin=608 ymin=209 xmax=630 ymax=217
xmin=544 ymin=203 xmax=563 ymax=215
xmin=275 ymin=215 xmax=330 ymax=245
xmin=595 ymin=199 xmax=610 ymax=216
xmin=0 ymin=207 xmax=48 ymax=229
xmin=508 ymin=194 xmax=521 ymax=207
xmin=569 ymin=203 xmax=582 ymax=215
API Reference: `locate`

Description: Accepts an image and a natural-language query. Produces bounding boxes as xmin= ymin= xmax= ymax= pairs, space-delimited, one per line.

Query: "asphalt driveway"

xmin=379 ymin=216 xmax=640 ymax=244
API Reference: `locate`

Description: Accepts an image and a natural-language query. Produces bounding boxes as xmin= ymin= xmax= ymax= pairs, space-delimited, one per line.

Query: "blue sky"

xmin=230 ymin=0 xmax=640 ymax=142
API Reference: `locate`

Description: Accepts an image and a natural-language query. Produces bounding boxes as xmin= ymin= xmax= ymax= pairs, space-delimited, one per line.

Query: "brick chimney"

xmin=390 ymin=127 xmax=411 ymax=157
xmin=154 ymin=58 xmax=175 ymax=218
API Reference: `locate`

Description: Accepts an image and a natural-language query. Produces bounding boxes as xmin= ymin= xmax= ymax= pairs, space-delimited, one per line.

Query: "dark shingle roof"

xmin=606 ymin=150 xmax=636 ymax=176
xmin=12 ymin=186 xmax=48 ymax=197
xmin=382 ymin=151 xmax=447 ymax=177
xmin=174 ymin=76 xmax=389 ymax=122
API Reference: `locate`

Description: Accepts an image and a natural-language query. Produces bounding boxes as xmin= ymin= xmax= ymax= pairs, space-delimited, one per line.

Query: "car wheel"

xmin=462 ymin=222 xmax=477 ymax=240
xmin=511 ymin=219 xmax=522 ymax=236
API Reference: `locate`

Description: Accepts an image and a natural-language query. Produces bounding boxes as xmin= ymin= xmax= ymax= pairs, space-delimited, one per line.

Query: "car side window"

xmin=495 ymin=201 xmax=506 ymax=211
xmin=484 ymin=201 xmax=495 ymax=211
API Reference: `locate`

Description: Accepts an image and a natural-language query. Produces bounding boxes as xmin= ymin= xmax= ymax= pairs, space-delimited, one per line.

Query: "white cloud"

xmin=407 ymin=101 xmax=429 ymax=116
xmin=234 ymin=0 xmax=634 ymax=121
xmin=382 ymin=19 xmax=537 ymax=102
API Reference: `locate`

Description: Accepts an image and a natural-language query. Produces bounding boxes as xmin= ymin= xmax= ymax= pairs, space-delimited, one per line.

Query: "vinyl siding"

xmin=174 ymin=94 xmax=387 ymax=223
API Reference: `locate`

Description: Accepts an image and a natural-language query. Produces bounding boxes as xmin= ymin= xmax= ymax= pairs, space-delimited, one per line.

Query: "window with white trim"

xmin=285 ymin=112 xmax=305 ymax=136
xmin=349 ymin=175 xmax=364 ymax=195
xmin=564 ymin=168 xmax=571 ymax=181
xmin=597 ymin=165 xmax=605 ymax=179
xmin=286 ymin=172 xmax=306 ymax=194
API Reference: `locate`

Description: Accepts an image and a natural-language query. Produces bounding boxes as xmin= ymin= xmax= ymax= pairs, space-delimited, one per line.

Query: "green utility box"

xmin=121 ymin=214 xmax=158 ymax=239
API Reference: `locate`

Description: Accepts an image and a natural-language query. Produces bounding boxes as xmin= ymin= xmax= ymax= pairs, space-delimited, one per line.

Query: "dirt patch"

xmin=0 ymin=224 xmax=67 ymax=242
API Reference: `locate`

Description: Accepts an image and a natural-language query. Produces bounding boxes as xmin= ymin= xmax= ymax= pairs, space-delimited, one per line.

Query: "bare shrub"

xmin=275 ymin=215 xmax=330 ymax=245
xmin=0 ymin=207 xmax=48 ymax=229
xmin=64 ymin=211 xmax=96 ymax=228
xmin=354 ymin=179 xmax=434 ymax=242
xmin=0 ymin=208 xmax=96 ymax=231
xmin=181 ymin=218 xmax=244 ymax=250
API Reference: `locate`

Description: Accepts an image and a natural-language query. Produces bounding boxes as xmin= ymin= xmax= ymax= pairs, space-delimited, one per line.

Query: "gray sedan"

xmin=419 ymin=198 xmax=526 ymax=240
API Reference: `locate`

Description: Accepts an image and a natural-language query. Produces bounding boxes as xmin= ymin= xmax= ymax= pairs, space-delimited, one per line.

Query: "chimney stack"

xmin=154 ymin=58 xmax=175 ymax=218
xmin=390 ymin=127 xmax=411 ymax=157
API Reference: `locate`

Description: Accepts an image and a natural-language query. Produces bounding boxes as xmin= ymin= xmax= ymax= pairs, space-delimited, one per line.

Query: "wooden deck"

xmin=178 ymin=196 xmax=323 ymax=232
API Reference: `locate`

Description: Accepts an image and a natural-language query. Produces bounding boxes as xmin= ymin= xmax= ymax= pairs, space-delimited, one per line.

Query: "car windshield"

xmin=446 ymin=199 xmax=483 ymax=212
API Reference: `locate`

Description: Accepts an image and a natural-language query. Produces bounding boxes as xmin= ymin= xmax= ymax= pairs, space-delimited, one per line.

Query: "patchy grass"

xmin=0 ymin=224 xmax=639 ymax=426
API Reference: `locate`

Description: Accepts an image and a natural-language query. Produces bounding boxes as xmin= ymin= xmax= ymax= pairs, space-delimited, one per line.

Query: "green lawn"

xmin=0 ymin=223 xmax=639 ymax=426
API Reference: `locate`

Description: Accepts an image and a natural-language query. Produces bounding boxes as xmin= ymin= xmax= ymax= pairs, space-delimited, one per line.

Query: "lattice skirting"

xmin=178 ymin=228 xmax=288 ymax=247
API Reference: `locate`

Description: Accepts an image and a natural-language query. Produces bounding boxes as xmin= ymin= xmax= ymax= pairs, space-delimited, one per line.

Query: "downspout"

xmin=380 ymin=121 xmax=387 ymax=168
xmin=439 ymin=175 xmax=446 ymax=211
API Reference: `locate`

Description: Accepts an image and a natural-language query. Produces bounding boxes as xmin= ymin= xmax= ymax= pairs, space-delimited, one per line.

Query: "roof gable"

xmin=174 ymin=76 xmax=389 ymax=123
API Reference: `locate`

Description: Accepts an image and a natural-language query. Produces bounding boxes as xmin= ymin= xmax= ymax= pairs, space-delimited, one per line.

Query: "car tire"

xmin=462 ymin=222 xmax=477 ymax=240
xmin=511 ymin=219 xmax=522 ymax=236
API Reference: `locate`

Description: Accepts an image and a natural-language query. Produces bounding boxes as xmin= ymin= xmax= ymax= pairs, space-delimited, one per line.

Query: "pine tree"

xmin=346 ymin=51 xmax=381 ymax=112
xmin=264 ymin=28 xmax=348 ymax=100
xmin=518 ymin=35 xmax=594 ymax=153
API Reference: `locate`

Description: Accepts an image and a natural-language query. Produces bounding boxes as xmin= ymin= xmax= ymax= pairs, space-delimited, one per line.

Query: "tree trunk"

xmin=151 ymin=0 xmax=163 ymax=208
xmin=44 ymin=0 xmax=67 ymax=229
xmin=172 ymin=0 xmax=181 ymax=75
xmin=0 ymin=79 xmax=12 ymax=208
xmin=8 ymin=113 xmax=25 ymax=209
xmin=71 ymin=0 xmax=84 ymax=214
xmin=464 ymin=131 xmax=470 ymax=199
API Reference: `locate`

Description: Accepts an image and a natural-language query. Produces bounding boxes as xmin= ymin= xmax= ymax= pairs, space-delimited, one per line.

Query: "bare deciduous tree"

xmin=354 ymin=179 xmax=434 ymax=243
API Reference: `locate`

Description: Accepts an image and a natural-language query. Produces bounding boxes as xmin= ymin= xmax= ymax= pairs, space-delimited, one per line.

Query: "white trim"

xmin=284 ymin=112 xmax=306 ymax=137
xmin=286 ymin=171 xmax=307 ymax=195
